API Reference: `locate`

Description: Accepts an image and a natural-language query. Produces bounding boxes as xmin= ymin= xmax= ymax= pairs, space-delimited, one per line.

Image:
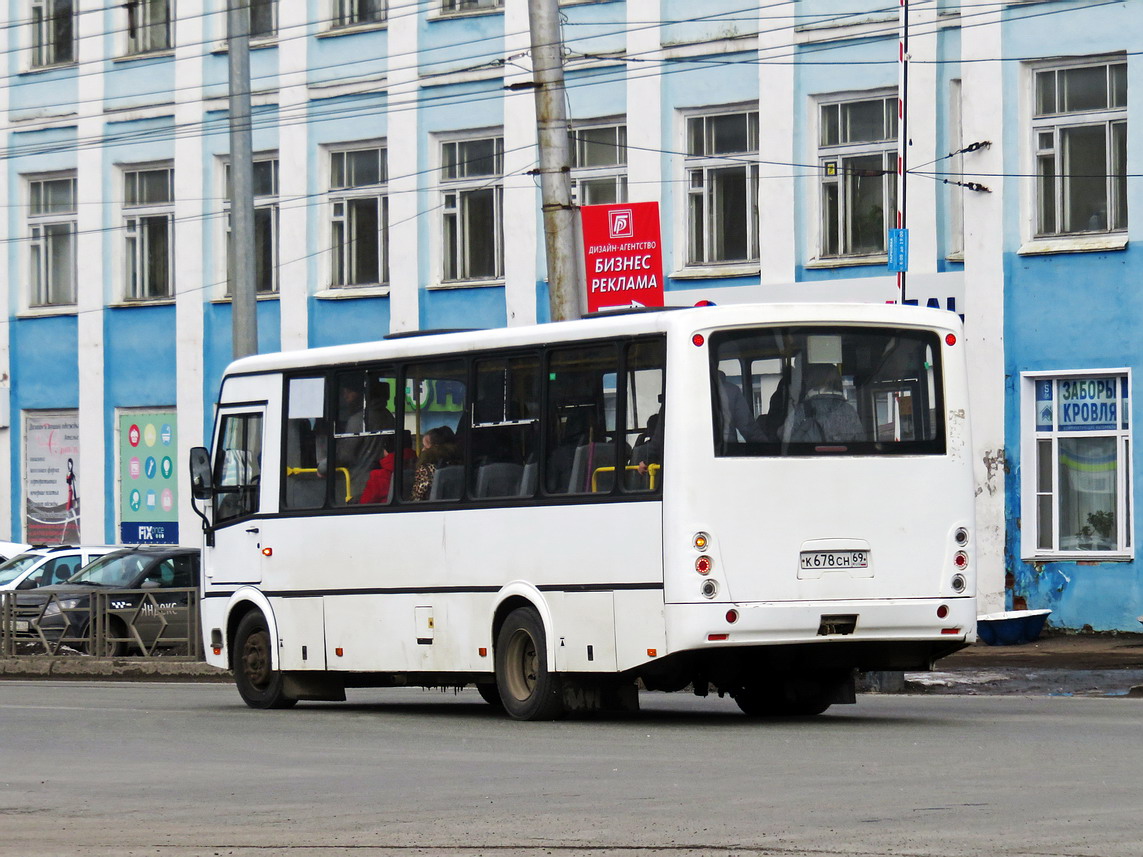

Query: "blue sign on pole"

xmin=888 ymin=228 xmax=909 ymax=272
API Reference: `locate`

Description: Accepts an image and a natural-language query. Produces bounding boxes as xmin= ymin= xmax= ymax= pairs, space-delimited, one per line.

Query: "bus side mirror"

xmin=189 ymin=447 xmax=214 ymax=501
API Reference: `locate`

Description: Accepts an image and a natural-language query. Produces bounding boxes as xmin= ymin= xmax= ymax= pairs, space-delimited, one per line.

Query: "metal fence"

xmin=0 ymin=589 xmax=202 ymax=659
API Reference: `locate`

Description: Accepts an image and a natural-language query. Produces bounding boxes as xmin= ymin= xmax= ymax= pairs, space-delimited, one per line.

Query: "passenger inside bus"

xmin=787 ymin=363 xmax=864 ymax=443
xmin=716 ymin=371 xmax=766 ymax=444
xmin=319 ymin=373 xmax=394 ymax=502
xmin=359 ymin=430 xmax=415 ymax=505
xmin=412 ymin=425 xmax=462 ymax=501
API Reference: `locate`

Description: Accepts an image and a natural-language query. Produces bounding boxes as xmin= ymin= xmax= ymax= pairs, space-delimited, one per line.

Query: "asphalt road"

xmin=1 ymin=682 xmax=1141 ymax=857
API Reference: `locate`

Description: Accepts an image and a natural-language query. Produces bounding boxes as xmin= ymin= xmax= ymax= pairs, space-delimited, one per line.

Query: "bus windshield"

xmin=710 ymin=325 xmax=944 ymax=456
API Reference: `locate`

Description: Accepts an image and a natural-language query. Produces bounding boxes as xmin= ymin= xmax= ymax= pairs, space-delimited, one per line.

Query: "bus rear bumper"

xmin=664 ymin=597 xmax=976 ymax=668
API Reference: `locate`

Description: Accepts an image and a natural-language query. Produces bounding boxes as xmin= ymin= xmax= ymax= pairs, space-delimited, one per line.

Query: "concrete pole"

xmin=528 ymin=0 xmax=582 ymax=321
xmin=228 ymin=0 xmax=258 ymax=358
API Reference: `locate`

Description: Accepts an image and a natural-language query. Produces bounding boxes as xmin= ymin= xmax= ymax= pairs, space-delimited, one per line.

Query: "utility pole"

xmin=896 ymin=0 xmax=909 ymax=304
xmin=528 ymin=0 xmax=582 ymax=321
xmin=228 ymin=0 xmax=258 ymax=358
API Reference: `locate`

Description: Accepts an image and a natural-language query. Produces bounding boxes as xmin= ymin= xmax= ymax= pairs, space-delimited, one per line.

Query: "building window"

xmin=441 ymin=136 xmax=503 ymax=282
xmin=1026 ymin=373 xmax=1132 ymax=557
xmin=31 ymin=0 xmax=75 ymax=67
xmin=329 ymin=147 xmax=388 ymax=287
xmin=28 ymin=175 xmax=77 ymax=308
xmin=125 ymin=0 xmax=171 ymax=55
xmin=331 ymin=0 xmax=384 ymax=29
xmin=441 ymin=0 xmax=502 ymax=13
xmin=685 ymin=110 xmax=759 ymax=266
xmin=123 ymin=166 xmax=174 ymax=301
xmin=818 ymin=95 xmax=897 ymax=259
xmin=249 ymin=0 xmax=276 ymax=38
xmin=226 ymin=158 xmax=279 ymax=294
xmin=1033 ymin=60 xmax=1127 ymax=237
xmin=570 ymin=123 xmax=627 ymax=206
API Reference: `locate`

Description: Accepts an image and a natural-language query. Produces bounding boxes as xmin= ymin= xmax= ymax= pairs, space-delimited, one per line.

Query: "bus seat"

xmin=473 ymin=462 xmax=524 ymax=498
xmin=285 ymin=470 xmax=326 ymax=509
xmin=388 ymin=466 xmax=416 ymax=502
xmin=520 ymin=461 xmax=538 ymax=496
xmin=567 ymin=442 xmax=616 ymax=493
xmin=429 ymin=465 xmax=464 ymax=501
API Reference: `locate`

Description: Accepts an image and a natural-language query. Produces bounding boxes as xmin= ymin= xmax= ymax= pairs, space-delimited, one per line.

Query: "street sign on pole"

xmin=581 ymin=202 xmax=664 ymax=313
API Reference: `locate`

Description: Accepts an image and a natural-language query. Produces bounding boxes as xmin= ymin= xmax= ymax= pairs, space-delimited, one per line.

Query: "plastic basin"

xmin=976 ymin=609 xmax=1052 ymax=646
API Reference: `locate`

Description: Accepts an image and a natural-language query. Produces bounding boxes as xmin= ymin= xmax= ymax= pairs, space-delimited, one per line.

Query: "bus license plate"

xmin=14 ymin=620 xmax=29 ymax=632
xmin=800 ymin=550 xmax=869 ymax=570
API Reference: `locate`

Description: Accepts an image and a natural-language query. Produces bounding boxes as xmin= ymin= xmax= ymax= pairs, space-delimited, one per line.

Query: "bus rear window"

xmin=710 ymin=326 xmax=945 ymax=456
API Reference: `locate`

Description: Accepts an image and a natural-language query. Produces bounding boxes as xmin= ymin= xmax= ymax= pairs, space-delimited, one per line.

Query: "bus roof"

xmin=221 ymin=302 xmax=962 ymax=378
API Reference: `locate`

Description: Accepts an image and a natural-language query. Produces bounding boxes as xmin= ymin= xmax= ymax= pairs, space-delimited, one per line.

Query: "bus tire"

xmin=494 ymin=607 xmax=564 ymax=721
xmin=234 ymin=612 xmax=298 ymax=710
xmin=475 ymin=682 xmax=504 ymax=709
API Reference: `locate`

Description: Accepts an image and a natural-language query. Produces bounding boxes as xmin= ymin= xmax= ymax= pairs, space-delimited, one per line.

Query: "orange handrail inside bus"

xmin=591 ymin=464 xmax=659 ymax=492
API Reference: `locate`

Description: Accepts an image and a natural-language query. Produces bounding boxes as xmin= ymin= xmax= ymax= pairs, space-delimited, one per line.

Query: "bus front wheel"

xmin=494 ymin=607 xmax=564 ymax=721
xmin=233 ymin=612 xmax=298 ymax=710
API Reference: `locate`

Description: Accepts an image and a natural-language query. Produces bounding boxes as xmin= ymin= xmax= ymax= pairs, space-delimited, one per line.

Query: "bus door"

xmin=209 ymin=405 xmax=268 ymax=585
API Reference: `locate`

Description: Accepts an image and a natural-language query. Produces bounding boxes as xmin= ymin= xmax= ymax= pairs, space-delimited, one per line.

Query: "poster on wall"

xmin=119 ymin=410 xmax=179 ymax=545
xmin=24 ymin=411 xmax=81 ymax=543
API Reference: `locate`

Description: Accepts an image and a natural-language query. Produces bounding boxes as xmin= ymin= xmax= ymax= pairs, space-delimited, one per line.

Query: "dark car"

xmin=13 ymin=546 xmax=200 ymax=656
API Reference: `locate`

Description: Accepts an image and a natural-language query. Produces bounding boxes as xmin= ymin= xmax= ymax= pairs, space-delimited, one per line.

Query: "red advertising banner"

xmin=581 ymin=202 xmax=664 ymax=313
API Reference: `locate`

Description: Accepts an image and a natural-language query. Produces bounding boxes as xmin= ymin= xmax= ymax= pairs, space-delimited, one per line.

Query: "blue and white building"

xmin=1 ymin=0 xmax=1140 ymax=629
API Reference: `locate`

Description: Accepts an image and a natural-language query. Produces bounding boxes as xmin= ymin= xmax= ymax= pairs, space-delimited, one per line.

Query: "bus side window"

xmin=470 ymin=354 xmax=540 ymax=499
xmin=544 ymin=344 xmax=618 ymax=495
xmin=403 ymin=360 xmax=467 ymax=502
xmin=284 ymin=377 xmax=326 ymax=510
xmin=622 ymin=339 xmax=665 ymax=492
xmin=214 ymin=412 xmax=263 ymax=525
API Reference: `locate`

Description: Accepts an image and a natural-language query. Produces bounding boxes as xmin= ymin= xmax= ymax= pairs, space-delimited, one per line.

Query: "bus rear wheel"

xmin=233 ymin=612 xmax=298 ymax=710
xmin=494 ymin=607 xmax=564 ymax=721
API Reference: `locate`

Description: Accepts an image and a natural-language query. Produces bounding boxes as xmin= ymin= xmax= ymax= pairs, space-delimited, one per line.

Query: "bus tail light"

xmin=953 ymin=551 xmax=969 ymax=570
xmin=937 ymin=604 xmax=949 ymax=619
xmin=693 ymin=532 xmax=710 ymax=551
xmin=941 ymin=628 xmax=962 ymax=635
xmin=707 ymin=633 xmax=728 ymax=641
xmin=945 ymin=333 xmax=957 ymax=346
xmin=954 ymin=527 xmax=970 ymax=546
xmin=700 ymin=579 xmax=718 ymax=599
xmin=725 ymin=609 xmax=738 ymax=624
xmin=952 ymin=574 xmax=967 ymax=593
xmin=695 ymin=555 xmax=713 ymax=575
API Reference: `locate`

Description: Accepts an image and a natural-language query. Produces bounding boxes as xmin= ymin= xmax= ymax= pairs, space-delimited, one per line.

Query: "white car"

xmin=0 ymin=546 xmax=119 ymax=593
xmin=0 ymin=541 xmax=32 ymax=563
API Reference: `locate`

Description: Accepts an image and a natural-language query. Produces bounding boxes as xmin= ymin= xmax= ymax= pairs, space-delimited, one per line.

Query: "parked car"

xmin=13 ymin=546 xmax=201 ymax=656
xmin=0 ymin=545 xmax=119 ymax=592
xmin=0 ymin=541 xmax=32 ymax=563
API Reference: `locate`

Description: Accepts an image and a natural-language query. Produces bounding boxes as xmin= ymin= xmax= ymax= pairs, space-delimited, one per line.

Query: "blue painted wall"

xmin=1002 ymin=1 xmax=1143 ymax=630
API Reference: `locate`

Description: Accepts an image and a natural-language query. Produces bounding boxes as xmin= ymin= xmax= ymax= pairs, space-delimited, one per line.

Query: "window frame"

xmin=439 ymin=0 xmax=503 ymax=16
xmin=27 ymin=173 xmax=78 ymax=309
xmin=569 ymin=121 xmax=628 ymax=207
xmin=30 ymin=0 xmax=76 ymax=68
xmin=327 ymin=143 xmax=389 ymax=289
xmin=682 ymin=108 xmax=760 ymax=269
xmin=329 ymin=0 xmax=386 ymax=31
xmin=438 ymin=133 xmax=504 ymax=284
xmin=1021 ymin=369 xmax=1134 ymax=560
xmin=122 ymin=164 xmax=175 ymax=302
xmin=223 ymin=155 xmax=280 ymax=296
xmin=1030 ymin=57 xmax=1128 ymax=240
xmin=124 ymin=0 xmax=173 ymax=56
xmin=815 ymin=92 xmax=898 ymax=262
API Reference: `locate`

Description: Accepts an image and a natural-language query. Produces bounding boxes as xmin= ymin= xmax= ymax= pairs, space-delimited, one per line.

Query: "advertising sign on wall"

xmin=119 ymin=410 xmax=179 ymax=544
xmin=581 ymin=202 xmax=664 ymax=313
xmin=24 ymin=411 xmax=81 ymax=543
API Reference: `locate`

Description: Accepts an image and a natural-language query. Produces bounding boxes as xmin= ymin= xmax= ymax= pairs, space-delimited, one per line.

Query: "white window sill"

xmin=17 ymin=306 xmax=78 ymax=319
xmin=211 ymin=37 xmax=283 ymax=53
xmin=314 ymin=286 xmax=390 ymax=299
xmin=945 ymin=251 xmax=964 ymax=263
xmin=113 ymin=50 xmax=175 ymax=63
xmin=428 ymin=279 xmax=504 ymax=290
xmin=1018 ymin=234 xmax=1128 ymax=256
xmin=210 ymin=293 xmax=281 ymax=304
xmin=315 ymin=22 xmax=387 ymax=39
xmin=428 ymin=7 xmax=505 ymax=23
xmin=804 ymin=254 xmax=888 ymax=269
xmin=21 ymin=62 xmax=78 ymax=75
xmin=108 ymin=298 xmax=176 ymax=308
xmin=670 ymin=263 xmax=759 ymax=280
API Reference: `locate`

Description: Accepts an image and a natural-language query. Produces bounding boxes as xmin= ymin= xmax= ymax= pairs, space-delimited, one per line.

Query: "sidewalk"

xmin=902 ymin=631 xmax=1143 ymax=697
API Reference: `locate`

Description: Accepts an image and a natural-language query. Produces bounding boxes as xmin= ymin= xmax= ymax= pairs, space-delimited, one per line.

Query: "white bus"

xmin=190 ymin=302 xmax=975 ymax=719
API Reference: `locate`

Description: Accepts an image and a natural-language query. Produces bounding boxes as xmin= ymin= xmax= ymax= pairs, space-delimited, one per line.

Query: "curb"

xmin=0 ymin=657 xmax=228 ymax=681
